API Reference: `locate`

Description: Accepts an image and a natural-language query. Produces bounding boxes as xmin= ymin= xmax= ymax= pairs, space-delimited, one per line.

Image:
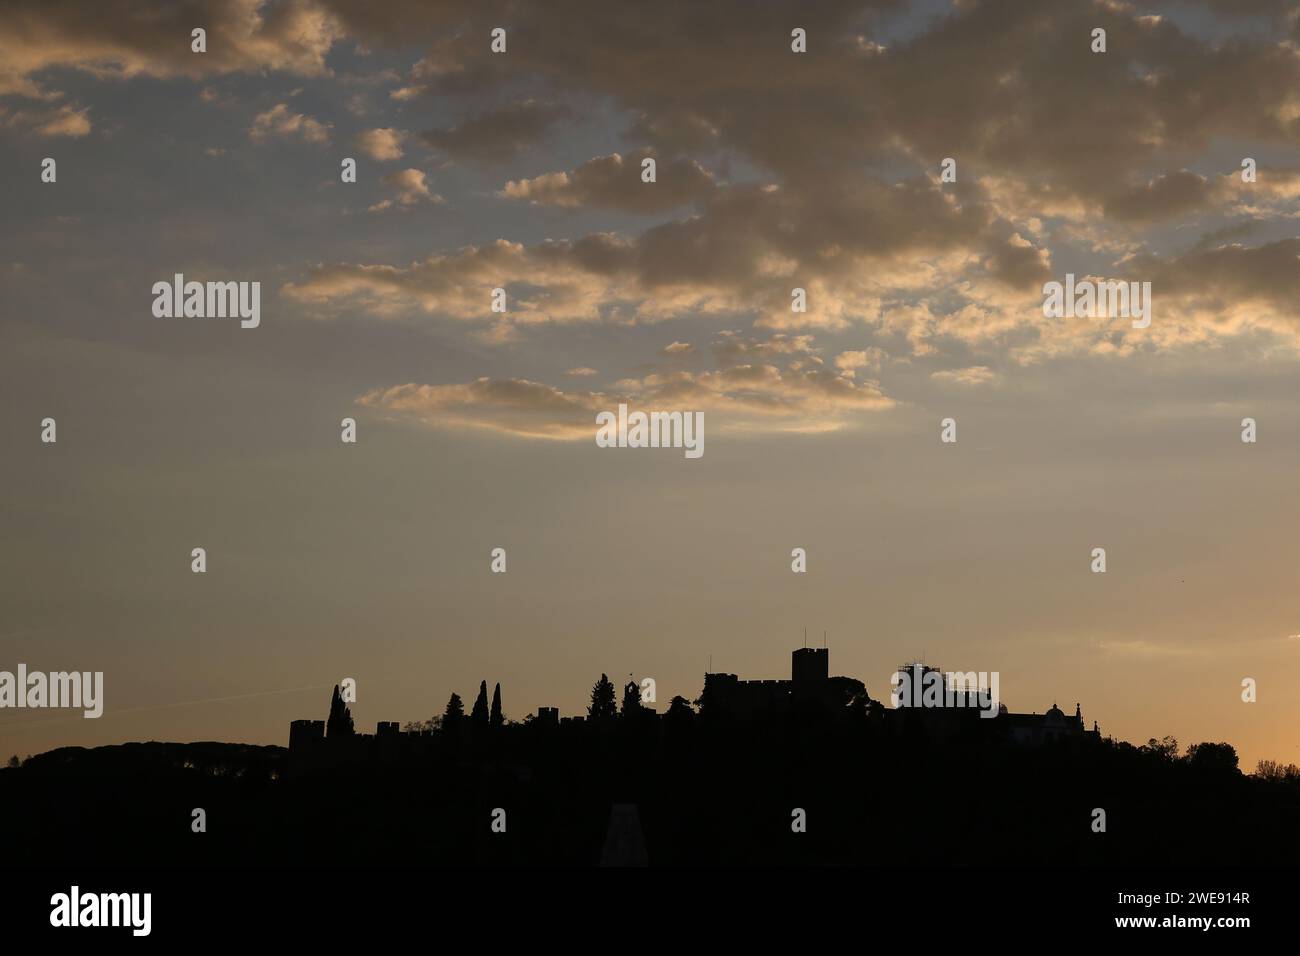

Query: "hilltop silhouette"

xmin=4 ymin=646 xmax=1299 ymax=867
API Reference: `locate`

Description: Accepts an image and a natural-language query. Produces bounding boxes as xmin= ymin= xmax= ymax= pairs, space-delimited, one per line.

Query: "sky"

xmin=2 ymin=0 xmax=1300 ymax=770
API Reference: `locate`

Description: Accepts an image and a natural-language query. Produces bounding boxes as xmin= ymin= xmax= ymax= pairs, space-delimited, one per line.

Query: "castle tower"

xmin=792 ymin=647 xmax=829 ymax=682
xmin=289 ymin=719 xmax=324 ymax=751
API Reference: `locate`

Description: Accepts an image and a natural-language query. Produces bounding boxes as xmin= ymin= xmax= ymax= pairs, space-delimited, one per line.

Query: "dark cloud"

xmin=288 ymin=172 xmax=1007 ymax=334
xmin=1104 ymin=170 xmax=1212 ymax=223
xmin=421 ymin=99 xmax=571 ymax=162
xmin=1130 ymin=238 xmax=1300 ymax=319
xmin=0 ymin=0 xmax=338 ymax=98
xmin=984 ymin=233 xmax=1053 ymax=288
xmin=322 ymin=0 xmax=1300 ymax=209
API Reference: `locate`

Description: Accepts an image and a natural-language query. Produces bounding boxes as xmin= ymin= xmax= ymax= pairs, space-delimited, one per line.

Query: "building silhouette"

xmin=1003 ymin=701 xmax=1100 ymax=747
xmin=887 ymin=661 xmax=1100 ymax=745
xmin=288 ymin=719 xmax=323 ymax=750
xmin=701 ymin=646 xmax=867 ymax=719
xmin=287 ymin=645 xmax=1101 ymax=760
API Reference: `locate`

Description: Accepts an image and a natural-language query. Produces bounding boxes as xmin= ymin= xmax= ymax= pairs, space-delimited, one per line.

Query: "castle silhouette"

xmin=287 ymin=645 xmax=1101 ymax=766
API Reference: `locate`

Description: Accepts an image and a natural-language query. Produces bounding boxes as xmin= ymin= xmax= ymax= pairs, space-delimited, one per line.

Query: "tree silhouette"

xmin=1185 ymin=741 xmax=1238 ymax=774
xmin=490 ymin=683 xmax=504 ymax=728
xmin=666 ymin=696 xmax=693 ymax=718
xmin=846 ymin=682 xmax=875 ymax=720
xmin=1257 ymin=759 xmax=1300 ymax=783
xmin=621 ymin=679 xmax=643 ymax=716
xmin=588 ymin=674 xmax=617 ymax=721
xmin=664 ymin=695 xmax=695 ymax=734
xmin=1141 ymin=735 xmax=1178 ymax=761
xmin=401 ymin=716 xmax=441 ymax=734
xmin=471 ymin=680 xmax=490 ymax=727
xmin=442 ymin=692 xmax=464 ymax=732
xmin=326 ymin=684 xmax=354 ymax=738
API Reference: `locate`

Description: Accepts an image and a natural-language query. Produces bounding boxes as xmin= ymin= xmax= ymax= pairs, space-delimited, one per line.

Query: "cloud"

xmin=984 ymin=233 xmax=1053 ymax=289
xmin=248 ymin=103 xmax=331 ymax=143
xmin=354 ymin=127 xmax=406 ymax=161
xmin=1104 ymin=169 xmax=1213 ymax=223
xmin=712 ymin=332 xmax=821 ymax=366
xmin=155 ymin=0 xmax=1300 ymax=368
xmin=1211 ymin=165 xmax=1300 ymax=220
xmin=357 ymin=378 xmax=606 ymax=439
xmin=500 ymin=149 xmax=715 ymax=212
xmin=0 ymin=103 xmax=91 ymax=137
xmin=74 ymin=0 xmax=1282 ymax=262
xmin=283 ymin=170 xmax=1033 ymax=350
xmin=283 ymin=237 xmax=634 ymax=324
xmin=931 ymin=365 xmax=998 ymax=386
xmin=0 ymin=0 xmax=340 ymax=99
xmin=422 ymin=99 xmax=571 ymax=162
xmin=358 ymin=338 xmax=895 ymax=440
xmin=368 ymin=169 xmax=444 ymax=212
xmin=319 ymin=0 xmax=1300 ymax=216
xmin=834 ymin=348 xmax=886 ymax=376
xmin=662 ymin=341 xmax=693 ymax=355
xmin=1124 ymin=238 xmax=1300 ymax=337
xmin=564 ymin=367 xmax=599 ymax=377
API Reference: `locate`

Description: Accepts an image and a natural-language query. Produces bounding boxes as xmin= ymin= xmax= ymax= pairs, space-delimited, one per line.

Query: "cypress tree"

xmin=326 ymin=685 xmax=354 ymax=738
xmin=471 ymin=680 xmax=490 ymax=726
xmin=490 ymin=682 xmax=504 ymax=728
xmin=442 ymin=692 xmax=464 ymax=731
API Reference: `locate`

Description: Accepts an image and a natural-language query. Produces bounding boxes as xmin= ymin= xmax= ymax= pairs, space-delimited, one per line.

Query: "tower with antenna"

xmin=791 ymin=633 xmax=829 ymax=682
